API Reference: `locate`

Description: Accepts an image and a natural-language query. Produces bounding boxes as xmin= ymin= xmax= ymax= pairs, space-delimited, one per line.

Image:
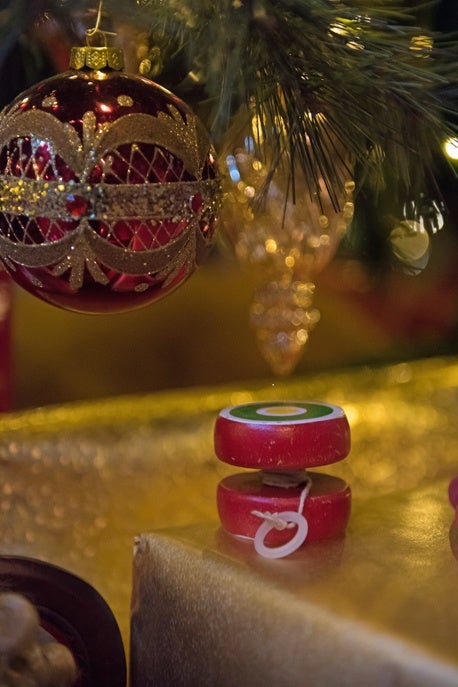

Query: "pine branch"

xmin=0 ymin=0 xmax=455 ymax=207
xmin=126 ymin=0 xmax=455 ymax=202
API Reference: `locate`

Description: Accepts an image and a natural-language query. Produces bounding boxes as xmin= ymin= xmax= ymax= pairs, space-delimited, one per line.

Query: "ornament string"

xmin=86 ymin=0 xmax=116 ymax=44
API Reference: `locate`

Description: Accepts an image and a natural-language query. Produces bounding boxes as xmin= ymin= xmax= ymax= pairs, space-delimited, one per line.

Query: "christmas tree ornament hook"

xmin=86 ymin=0 xmax=103 ymax=38
xmin=86 ymin=0 xmax=116 ymax=46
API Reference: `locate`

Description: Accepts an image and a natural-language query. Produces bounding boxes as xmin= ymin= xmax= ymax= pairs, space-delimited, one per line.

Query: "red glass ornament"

xmin=0 ymin=65 xmax=220 ymax=313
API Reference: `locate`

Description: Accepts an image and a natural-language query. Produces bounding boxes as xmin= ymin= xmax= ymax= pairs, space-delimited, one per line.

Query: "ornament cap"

xmin=70 ymin=46 xmax=124 ymax=71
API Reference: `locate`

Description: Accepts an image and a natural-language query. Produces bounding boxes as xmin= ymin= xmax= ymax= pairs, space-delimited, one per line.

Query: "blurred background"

xmin=0 ymin=0 xmax=456 ymax=410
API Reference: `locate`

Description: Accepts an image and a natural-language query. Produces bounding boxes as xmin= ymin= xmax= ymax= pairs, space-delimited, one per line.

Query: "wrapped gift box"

xmin=131 ymin=479 xmax=458 ymax=687
xmin=0 ymin=356 xmax=457 ymax=676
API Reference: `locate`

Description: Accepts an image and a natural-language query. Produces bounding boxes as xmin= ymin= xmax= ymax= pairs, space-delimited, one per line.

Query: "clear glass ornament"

xmin=220 ymin=109 xmax=354 ymax=376
xmin=389 ymin=196 xmax=445 ymax=275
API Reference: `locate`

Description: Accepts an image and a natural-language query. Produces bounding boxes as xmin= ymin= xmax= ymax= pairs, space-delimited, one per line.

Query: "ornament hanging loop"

xmin=86 ymin=29 xmax=108 ymax=48
xmin=71 ymin=0 xmax=124 ymax=70
xmin=85 ymin=0 xmax=116 ymax=46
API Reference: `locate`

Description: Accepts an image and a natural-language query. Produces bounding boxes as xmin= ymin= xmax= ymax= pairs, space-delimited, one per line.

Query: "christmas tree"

xmin=0 ymin=0 xmax=456 ymax=381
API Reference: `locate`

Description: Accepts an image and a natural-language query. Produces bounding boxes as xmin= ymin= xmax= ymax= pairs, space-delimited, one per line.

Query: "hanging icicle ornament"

xmin=0 ymin=30 xmax=221 ymax=313
xmin=220 ymin=108 xmax=355 ymax=376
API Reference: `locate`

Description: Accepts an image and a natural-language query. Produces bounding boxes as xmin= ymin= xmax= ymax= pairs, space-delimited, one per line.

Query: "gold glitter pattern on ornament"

xmin=0 ymin=102 xmax=222 ymax=287
xmin=0 ymin=109 xmax=83 ymax=179
xmin=42 ymin=95 xmax=58 ymax=108
xmin=0 ymin=205 xmax=219 ymax=283
xmin=0 ymin=105 xmax=212 ymax=183
xmin=117 ymin=95 xmax=134 ymax=107
xmin=50 ymin=226 xmax=111 ymax=290
xmin=0 ymin=177 xmax=220 ymax=221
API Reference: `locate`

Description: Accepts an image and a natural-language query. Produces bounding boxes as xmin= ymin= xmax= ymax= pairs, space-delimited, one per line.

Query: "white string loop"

xmin=251 ymin=510 xmax=295 ymax=531
xmin=251 ymin=474 xmax=312 ymax=559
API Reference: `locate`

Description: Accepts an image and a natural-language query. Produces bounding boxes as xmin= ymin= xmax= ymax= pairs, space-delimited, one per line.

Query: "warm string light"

xmin=444 ymin=137 xmax=458 ymax=161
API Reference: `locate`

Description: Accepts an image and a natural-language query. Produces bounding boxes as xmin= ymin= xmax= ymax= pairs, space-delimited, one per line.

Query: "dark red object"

xmin=217 ymin=472 xmax=351 ymax=544
xmin=214 ymin=402 xmax=350 ymax=470
xmin=448 ymin=475 xmax=458 ymax=510
xmin=0 ymin=556 xmax=126 ymax=687
xmin=214 ymin=402 xmax=352 ymax=552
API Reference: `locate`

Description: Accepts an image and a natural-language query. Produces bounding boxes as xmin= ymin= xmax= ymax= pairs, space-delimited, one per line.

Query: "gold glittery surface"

xmin=117 ymin=96 xmax=134 ymax=108
xmin=0 ymin=106 xmax=213 ymax=182
xmin=0 ymin=103 xmax=221 ymax=287
xmin=0 ymin=356 xmax=457 ymax=653
xmin=132 ymin=482 xmax=458 ymax=687
xmin=0 ymin=177 xmax=220 ymax=222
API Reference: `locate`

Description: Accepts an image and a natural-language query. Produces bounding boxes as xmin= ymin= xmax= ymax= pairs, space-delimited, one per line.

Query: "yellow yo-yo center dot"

xmin=260 ymin=405 xmax=304 ymax=416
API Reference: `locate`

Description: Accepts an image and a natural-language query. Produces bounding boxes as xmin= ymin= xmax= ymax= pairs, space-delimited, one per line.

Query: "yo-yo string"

xmin=251 ymin=472 xmax=312 ymax=531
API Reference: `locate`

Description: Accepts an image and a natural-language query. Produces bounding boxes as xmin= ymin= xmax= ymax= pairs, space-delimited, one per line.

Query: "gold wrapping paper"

xmin=131 ymin=482 xmax=458 ymax=687
xmin=0 ymin=356 xmax=457 ymax=660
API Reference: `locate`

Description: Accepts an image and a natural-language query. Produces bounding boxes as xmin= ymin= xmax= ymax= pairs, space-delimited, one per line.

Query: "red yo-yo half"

xmin=214 ymin=401 xmax=352 ymax=558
